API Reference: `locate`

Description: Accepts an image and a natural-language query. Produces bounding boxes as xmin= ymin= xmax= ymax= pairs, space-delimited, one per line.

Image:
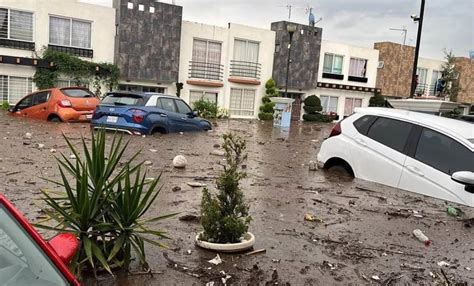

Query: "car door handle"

xmin=355 ymin=138 xmax=367 ymax=146
xmin=180 ymin=117 xmax=187 ymax=120
xmin=406 ymin=165 xmax=424 ymax=177
xmin=160 ymin=114 xmax=168 ymax=117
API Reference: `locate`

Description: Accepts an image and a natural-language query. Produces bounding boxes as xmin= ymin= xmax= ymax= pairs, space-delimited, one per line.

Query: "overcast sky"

xmin=83 ymin=0 xmax=473 ymax=60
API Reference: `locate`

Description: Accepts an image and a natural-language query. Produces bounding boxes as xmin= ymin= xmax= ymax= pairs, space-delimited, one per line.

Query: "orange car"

xmin=8 ymin=87 xmax=99 ymax=122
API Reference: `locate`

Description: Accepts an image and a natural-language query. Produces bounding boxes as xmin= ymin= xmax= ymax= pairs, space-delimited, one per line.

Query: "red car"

xmin=0 ymin=194 xmax=80 ymax=285
xmin=8 ymin=87 xmax=99 ymax=122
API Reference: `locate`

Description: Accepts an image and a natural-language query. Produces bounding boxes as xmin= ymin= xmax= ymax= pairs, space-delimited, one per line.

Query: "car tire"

xmin=48 ymin=116 xmax=62 ymax=122
xmin=327 ymin=165 xmax=353 ymax=178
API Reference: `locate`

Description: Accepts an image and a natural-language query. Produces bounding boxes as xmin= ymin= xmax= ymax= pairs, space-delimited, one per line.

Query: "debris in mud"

xmin=304 ymin=214 xmax=323 ymax=223
xmin=149 ymin=149 xmax=158 ymax=153
xmin=179 ymin=214 xmax=200 ymax=222
xmin=208 ymin=254 xmax=223 ymax=265
xmin=69 ymin=154 xmax=76 ymax=159
xmin=210 ymin=149 xmax=225 ymax=156
xmin=437 ymin=261 xmax=450 ymax=267
xmin=173 ymin=155 xmax=188 ymax=168
xmin=245 ymin=248 xmax=266 ymax=256
xmin=308 ymin=161 xmax=318 ymax=171
xmin=371 ymin=275 xmax=380 ymax=281
xmin=144 ymin=160 xmax=153 ymax=166
xmin=446 ymin=206 xmax=461 ymax=217
xmin=186 ymin=249 xmax=192 ymax=255
xmin=49 ymin=148 xmax=56 ymax=153
xmin=386 ymin=210 xmax=411 ymax=218
xmin=172 ymin=186 xmax=181 ymax=192
xmin=24 ymin=132 xmax=32 ymax=139
xmin=187 ymin=182 xmax=207 ymax=187
xmin=413 ymin=229 xmax=431 ymax=246
xmin=34 ymin=143 xmax=45 ymax=149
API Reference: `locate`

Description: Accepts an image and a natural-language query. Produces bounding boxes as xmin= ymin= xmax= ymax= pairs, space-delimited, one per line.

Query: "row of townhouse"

xmin=1 ymin=0 xmax=471 ymax=120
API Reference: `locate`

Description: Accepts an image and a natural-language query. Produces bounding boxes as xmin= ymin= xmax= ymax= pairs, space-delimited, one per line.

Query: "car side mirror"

xmin=189 ymin=111 xmax=198 ymax=118
xmin=7 ymin=107 xmax=14 ymax=113
xmin=451 ymin=171 xmax=474 ymax=194
xmin=48 ymin=233 xmax=79 ymax=265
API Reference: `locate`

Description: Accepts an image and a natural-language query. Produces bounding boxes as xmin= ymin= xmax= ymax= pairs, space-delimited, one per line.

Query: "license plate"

xmin=106 ymin=116 xmax=118 ymax=123
xmin=85 ymin=114 xmax=92 ymax=119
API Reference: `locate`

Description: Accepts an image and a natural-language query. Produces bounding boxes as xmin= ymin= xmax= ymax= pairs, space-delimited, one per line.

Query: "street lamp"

xmin=410 ymin=0 xmax=425 ymax=98
xmin=284 ymin=23 xmax=297 ymax=98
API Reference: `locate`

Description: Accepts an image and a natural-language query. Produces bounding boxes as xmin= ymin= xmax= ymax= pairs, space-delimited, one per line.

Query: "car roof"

xmin=106 ymin=91 xmax=179 ymax=100
xmin=355 ymin=107 xmax=474 ymax=145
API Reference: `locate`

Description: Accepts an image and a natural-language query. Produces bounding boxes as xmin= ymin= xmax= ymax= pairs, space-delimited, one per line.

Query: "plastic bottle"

xmin=413 ymin=229 xmax=431 ymax=246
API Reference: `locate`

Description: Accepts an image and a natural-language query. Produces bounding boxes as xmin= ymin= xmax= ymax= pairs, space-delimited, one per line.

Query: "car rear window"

xmin=102 ymin=94 xmax=145 ymax=106
xmin=353 ymin=115 xmax=376 ymax=135
xmin=60 ymin=88 xmax=94 ymax=98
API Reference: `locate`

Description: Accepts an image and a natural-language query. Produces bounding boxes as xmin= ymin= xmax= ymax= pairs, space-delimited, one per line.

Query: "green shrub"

xmin=262 ymin=95 xmax=271 ymax=104
xmin=36 ymin=131 xmax=175 ymax=278
xmin=193 ymin=98 xmax=218 ymax=118
xmin=369 ymin=93 xmax=386 ymax=107
xmin=259 ymin=101 xmax=275 ymax=113
xmin=1 ymin=101 xmax=9 ymax=110
xmin=304 ymin=95 xmax=321 ymax=107
xmin=258 ymin=113 xmax=274 ymax=120
xmin=200 ymin=133 xmax=251 ymax=243
xmin=303 ymin=105 xmax=322 ymax=113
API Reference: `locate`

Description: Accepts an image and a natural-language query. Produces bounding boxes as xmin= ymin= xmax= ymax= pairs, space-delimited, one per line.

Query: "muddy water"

xmin=0 ymin=112 xmax=472 ymax=285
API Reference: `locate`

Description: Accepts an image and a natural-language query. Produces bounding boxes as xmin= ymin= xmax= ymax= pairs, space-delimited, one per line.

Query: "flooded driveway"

xmin=0 ymin=111 xmax=472 ymax=285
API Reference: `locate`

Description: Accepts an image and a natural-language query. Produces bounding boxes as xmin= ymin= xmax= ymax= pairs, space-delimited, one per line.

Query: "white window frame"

xmin=320 ymin=95 xmax=339 ymax=114
xmin=189 ymin=90 xmax=218 ymax=106
xmin=0 ymin=75 xmax=34 ymax=104
xmin=233 ymin=38 xmax=260 ymax=63
xmin=48 ymin=15 xmax=92 ymax=49
xmin=229 ymin=88 xmax=256 ymax=117
xmin=0 ymin=7 xmax=35 ymax=42
xmin=349 ymin=57 xmax=368 ymax=77
xmin=323 ymin=53 xmax=344 ymax=75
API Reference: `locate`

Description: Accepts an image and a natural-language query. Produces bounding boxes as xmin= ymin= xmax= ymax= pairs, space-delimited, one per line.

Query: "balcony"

xmin=415 ymin=83 xmax=437 ymax=97
xmin=229 ymin=60 xmax=261 ymax=79
xmin=0 ymin=38 xmax=35 ymax=51
xmin=48 ymin=45 xmax=93 ymax=58
xmin=189 ymin=61 xmax=224 ymax=81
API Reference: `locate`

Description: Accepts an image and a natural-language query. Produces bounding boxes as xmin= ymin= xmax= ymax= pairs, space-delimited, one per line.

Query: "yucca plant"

xmin=35 ymin=130 xmax=175 ymax=278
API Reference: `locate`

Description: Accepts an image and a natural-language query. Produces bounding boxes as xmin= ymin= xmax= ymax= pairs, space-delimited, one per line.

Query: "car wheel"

xmin=326 ymin=165 xmax=354 ymax=181
xmin=48 ymin=116 xmax=62 ymax=122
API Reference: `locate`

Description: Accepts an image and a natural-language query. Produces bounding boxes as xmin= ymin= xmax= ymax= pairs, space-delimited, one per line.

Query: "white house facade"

xmin=309 ymin=41 xmax=380 ymax=120
xmin=0 ymin=0 xmax=115 ymax=104
xmin=179 ymin=21 xmax=275 ymax=118
xmin=416 ymin=57 xmax=445 ymax=97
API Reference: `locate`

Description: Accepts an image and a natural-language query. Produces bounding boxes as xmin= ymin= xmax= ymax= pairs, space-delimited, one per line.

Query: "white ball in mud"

xmin=173 ymin=155 xmax=187 ymax=168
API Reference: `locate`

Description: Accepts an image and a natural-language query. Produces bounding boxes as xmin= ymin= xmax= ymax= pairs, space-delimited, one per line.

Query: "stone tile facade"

xmin=271 ymin=21 xmax=322 ymax=90
xmin=454 ymin=57 xmax=473 ymax=104
xmin=374 ymin=42 xmax=414 ymax=98
xmin=114 ymin=0 xmax=182 ymax=83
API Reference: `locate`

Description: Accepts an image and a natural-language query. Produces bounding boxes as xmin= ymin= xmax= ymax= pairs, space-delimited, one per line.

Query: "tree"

xmin=441 ymin=49 xmax=461 ymax=102
xmin=369 ymin=92 xmax=386 ymax=107
xmin=258 ymin=78 xmax=278 ymax=120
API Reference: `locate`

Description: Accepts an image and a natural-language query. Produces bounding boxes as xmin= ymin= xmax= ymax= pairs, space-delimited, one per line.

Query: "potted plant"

xmin=195 ymin=133 xmax=254 ymax=252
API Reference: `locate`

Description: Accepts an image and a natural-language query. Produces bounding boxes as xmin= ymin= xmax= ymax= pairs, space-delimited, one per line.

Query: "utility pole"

xmin=410 ymin=0 xmax=425 ymax=98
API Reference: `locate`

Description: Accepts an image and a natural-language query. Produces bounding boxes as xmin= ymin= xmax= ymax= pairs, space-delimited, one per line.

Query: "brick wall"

xmin=374 ymin=42 xmax=414 ymax=98
xmin=454 ymin=57 xmax=474 ymax=104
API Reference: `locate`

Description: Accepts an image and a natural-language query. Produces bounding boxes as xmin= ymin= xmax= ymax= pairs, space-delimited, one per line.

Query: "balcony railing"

xmin=415 ymin=83 xmax=438 ymax=97
xmin=229 ymin=60 xmax=261 ymax=79
xmin=189 ymin=61 xmax=224 ymax=81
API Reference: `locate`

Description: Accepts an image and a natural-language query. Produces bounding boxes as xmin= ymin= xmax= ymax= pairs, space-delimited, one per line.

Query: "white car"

xmin=317 ymin=107 xmax=474 ymax=207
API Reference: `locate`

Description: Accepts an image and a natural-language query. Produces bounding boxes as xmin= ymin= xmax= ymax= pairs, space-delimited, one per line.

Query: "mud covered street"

xmin=0 ymin=111 xmax=472 ymax=286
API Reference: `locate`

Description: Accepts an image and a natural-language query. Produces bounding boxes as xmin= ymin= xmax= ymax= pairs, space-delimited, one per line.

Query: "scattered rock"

xmin=371 ymin=275 xmax=380 ymax=281
xmin=437 ymin=261 xmax=450 ymax=267
xmin=144 ymin=160 xmax=153 ymax=166
xmin=34 ymin=143 xmax=45 ymax=149
xmin=208 ymin=254 xmax=223 ymax=265
xmin=179 ymin=214 xmax=200 ymax=222
xmin=187 ymin=182 xmax=206 ymax=188
xmin=24 ymin=132 xmax=32 ymax=139
xmin=308 ymin=161 xmax=318 ymax=171
xmin=172 ymin=186 xmax=181 ymax=192
xmin=179 ymin=132 xmax=184 ymax=135
xmin=186 ymin=249 xmax=192 ymax=255
xmin=69 ymin=154 xmax=77 ymax=160
xmin=50 ymin=148 xmax=57 ymax=153
xmin=173 ymin=155 xmax=187 ymax=168
xmin=149 ymin=149 xmax=158 ymax=153
xmin=210 ymin=149 xmax=225 ymax=156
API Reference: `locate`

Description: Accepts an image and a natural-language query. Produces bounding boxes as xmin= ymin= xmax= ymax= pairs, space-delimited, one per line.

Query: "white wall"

xmin=179 ymin=21 xmax=275 ymax=118
xmin=0 ymin=0 xmax=115 ymax=101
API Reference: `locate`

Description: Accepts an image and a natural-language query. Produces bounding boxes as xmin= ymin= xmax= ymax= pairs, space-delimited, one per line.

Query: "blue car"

xmin=91 ymin=92 xmax=212 ymax=135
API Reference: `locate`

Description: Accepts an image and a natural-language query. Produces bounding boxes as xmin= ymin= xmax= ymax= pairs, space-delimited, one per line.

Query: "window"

xmin=229 ymin=88 xmax=255 ymax=116
xmin=49 ymin=16 xmax=91 ymax=49
xmin=320 ymin=95 xmax=339 ymax=113
xmin=0 ymin=8 xmax=34 ymax=42
xmin=323 ymin=53 xmax=343 ymax=74
xmin=191 ymin=39 xmax=222 ymax=80
xmin=366 ymin=117 xmax=413 ymax=153
xmin=16 ymin=94 xmax=33 ymax=110
xmin=175 ymin=99 xmax=192 ymax=114
xmin=118 ymin=84 xmax=165 ymax=93
xmin=32 ymin=91 xmax=50 ymax=105
xmin=344 ymin=97 xmax=362 ymax=116
xmin=414 ymin=128 xmax=474 ymax=175
xmin=189 ymin=91 xmax=217 ymax=106
xmin=353 ymin=115 xmax=376 ymax=135
xmin=349 ymin=58 xmax=367 ymax=77
xmin=233 ymin=39 xmax=259 ymax=63
xmin=60 ymin=88 xmax=94 ymax=98
xmin=102 ymin=94 xmax=145 ymax=106
xmin=0 ymin=206 xmax=69 ymax=286
xmin=159 ymin=98 xmax=177 ymax=113
xmin=8 ymin=76 xmax=33 ymax=104
xmin=416 ymin=68 xmax=427 ymax=84
xmin=0 ymin=75 xmax=7 ymax=102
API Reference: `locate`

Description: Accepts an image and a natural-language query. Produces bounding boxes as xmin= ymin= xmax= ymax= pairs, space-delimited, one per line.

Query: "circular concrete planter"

xmin=195 ymin=232 xmax=255 ymax=253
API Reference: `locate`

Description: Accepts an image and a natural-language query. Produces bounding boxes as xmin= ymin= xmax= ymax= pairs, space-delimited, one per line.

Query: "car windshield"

xmin=101 ymin=94 xmax=145 ymax=106
xmin=60 ymin=88 xmax=94 ymax=98
xmin=0 ymin=206 xmax=68 ymax=286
